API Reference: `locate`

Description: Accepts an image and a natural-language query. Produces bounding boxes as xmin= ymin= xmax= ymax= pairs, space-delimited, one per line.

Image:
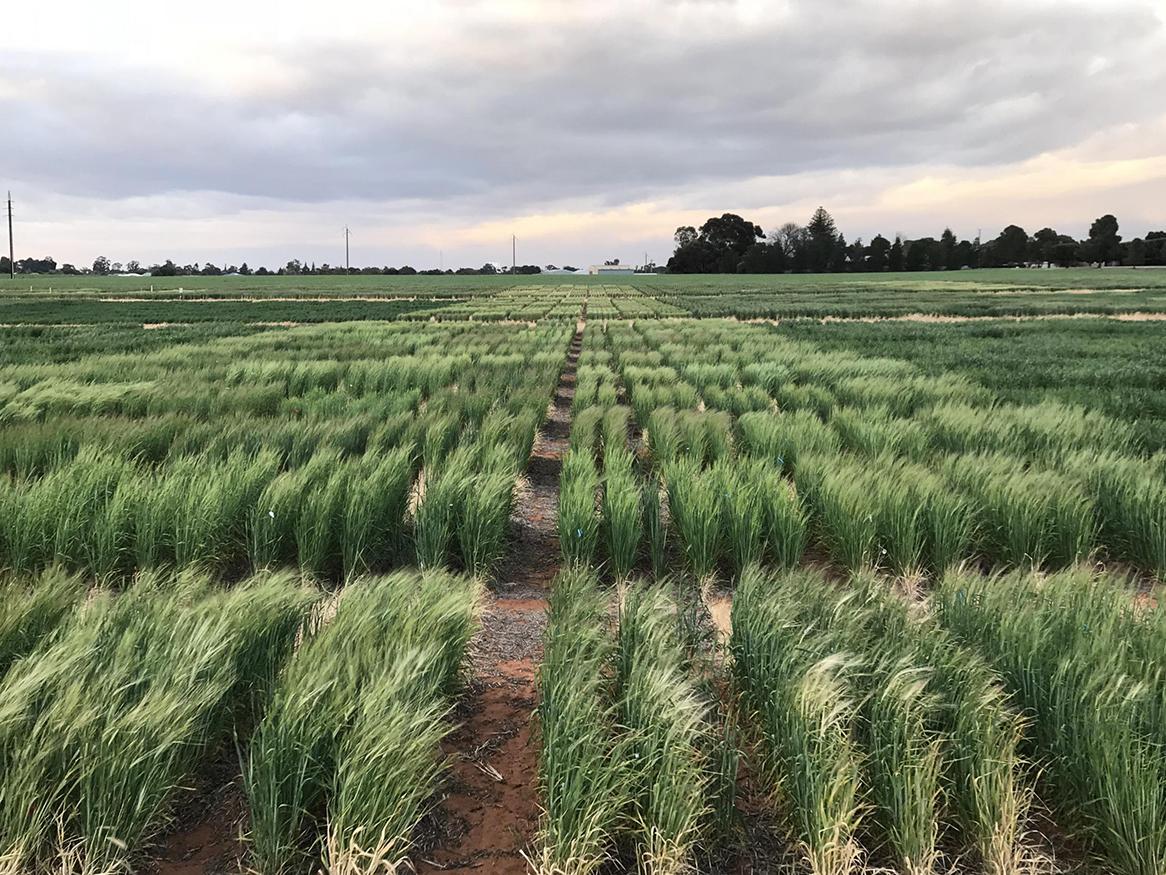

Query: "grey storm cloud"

xmin=3 ymin=0 xmax=1165 ymax=215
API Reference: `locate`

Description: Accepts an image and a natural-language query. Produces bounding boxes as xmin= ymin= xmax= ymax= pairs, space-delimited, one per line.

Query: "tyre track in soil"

xmin=415 ymin=317 xmax=585 ymax=874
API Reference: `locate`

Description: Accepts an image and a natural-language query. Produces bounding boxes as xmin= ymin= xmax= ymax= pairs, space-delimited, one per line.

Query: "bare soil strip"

xmin=415 ymin=320 xmax=584 ymax=874
xmin=149 ymin=750 xmax=246 ymax=874
xmin=818 ymin=311 xmax=1166 ymax=324
xmin=99 ymin=295 xmax=467 ymax=303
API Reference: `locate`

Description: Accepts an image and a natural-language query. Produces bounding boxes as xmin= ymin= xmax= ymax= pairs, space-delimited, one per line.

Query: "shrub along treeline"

xmin=666 ymin=208 xmax=1166 ymax=273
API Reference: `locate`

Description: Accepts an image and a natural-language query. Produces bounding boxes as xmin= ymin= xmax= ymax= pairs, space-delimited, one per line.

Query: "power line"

xmin=6 ymin=192 xmax=13 ymax=279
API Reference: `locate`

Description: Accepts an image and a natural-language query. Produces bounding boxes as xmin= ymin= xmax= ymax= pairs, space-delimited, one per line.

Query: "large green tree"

xmin=806 ymin=207 xmax=838 ymax=272
xmin=668 ymin=214 xmax=763 ymax=273
xmin=993 ymin=225 xmax=1029 ymax=265
xmin=866 ymin=235 xmax=891 ymax=271
xmin=1085 ymin=214 xmax=1122 ymax=264
xmin=1031 ymin=227 xmax=1060 ymax=264
xmin=938 ymin=228 xmax=958 ymax=269
xmin=888 ymin=237 xmax=905 ymax=271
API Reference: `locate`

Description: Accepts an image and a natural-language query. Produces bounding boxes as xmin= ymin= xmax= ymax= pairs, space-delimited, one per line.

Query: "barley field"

xmin=1 ymin=270 xmax=1164 ymax=875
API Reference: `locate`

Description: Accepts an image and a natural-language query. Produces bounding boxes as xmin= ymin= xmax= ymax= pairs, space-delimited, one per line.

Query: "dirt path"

xmin=415 ymin=319 xmax=584 ymax=874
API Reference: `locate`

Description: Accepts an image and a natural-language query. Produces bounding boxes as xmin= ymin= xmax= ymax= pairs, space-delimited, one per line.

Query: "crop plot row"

xmin=432 ymin=284 xmax=683 ymax=321
xmin=533 ymin=569 xmax=733 ymax=875
xmin=729 ymin=562 xmax=1166 ymax=875
xmin=532 ymin=560 xmax=1166 ymax=875
xmin=560 ymin=319 xmax=1165 ymax=583
xmin=732 ymin=567 xmax=1034 ymax=875
xmin=0 ymin=568 xmax=477 ymax=874
xmin=0 ymin=281 xmax=684 ymax=326
xmin=0 ymin=296 xmax=455 ymax=327
xmin=0 ymin=321 xmax=573 ymax=582
xmin=779 ymin=317 xmax=1166 ymax=452
xmin=637 ymin=269 xmax=1166 ymax=319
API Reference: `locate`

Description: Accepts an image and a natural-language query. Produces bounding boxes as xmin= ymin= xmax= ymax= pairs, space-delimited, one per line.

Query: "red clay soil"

xmin=414 ymin=599 xmax=545 ymax=874
xmin=148 ymin=750 xmax=247 ymax=875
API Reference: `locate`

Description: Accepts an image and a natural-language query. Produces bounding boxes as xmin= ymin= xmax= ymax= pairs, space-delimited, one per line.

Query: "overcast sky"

xmin=3 ymin=0 xmax=1165 ymax=269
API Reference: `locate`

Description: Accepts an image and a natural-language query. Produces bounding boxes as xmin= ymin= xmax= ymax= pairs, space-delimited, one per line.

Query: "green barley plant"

xmin=421 ymin=414 xmax=460 ymax=468
xmin=644 ymin=473 xmax=669 ymax=580
xmin=919 ymin=475 xmax=975 ymax=574
xmin=677 ymin=412 xmax=709 ymax=465
xmin=596 ymin=381 xmax=618 ymax=409
xmin=863 ymin=663 xmax=943 ymax=875
xmin=646 ymin=407 xmax=681 ymax=467
xmin=456 ymin=470 xmax=515 ymax=578
xmin=0 ymin=567 xmax=84 ymax=675
xmin=0 ymin=572 xmax=315 ymax=875
xmin=702 ymin=410 xmax=734 ymax=464
xmin=294 ymin=466 xmax=349 ymax=579
xmin=602 ymin=451 xmax=642 ymax=580
xmin=738 ymin=411 xmax=840 ymax=474
xmin=532 ymin=568 xmax=628 ymax=875
xmin=923 ymin=637 xmax=1031 ymax=875
xmin=174 ymin=450 xmax=281 ymax=571
xmin=245 ymin=571 xmax=479 ymax=874
xmin=708 ymin=711 xmax=741 ymax=841
xmin=798 ymin=456 xmax=877 ymax=572
xmin=938 ymin=568 xmax=1166 ymax=875
xmin=414 ymin=459 xmax=469 ymax=571
xmin=600 ymin=405 xmax=631 ymax=460
xmin=760 ymin=472 xmax=808 ymax=570
xmin=570 ymin=405 xmax=605 ymax=456
xmin=0 ymin=448 xmax=126 ymax=574
xmin=872 ymin=471 xmax=926 ymax=577
xmin=617 ymin=585 xmax=710 ymax=874
xmin=572 ymin=365 xmax=602 ymax=412
xmin=665 ymin=457 xmax=722 ymax=582
xmin=770 ymin=655 xmax=863 ymax=875
xmin=85 ymin=476 xmax=140 ymax=582
xmin=773 ymin=383 xmax=836 ymax=420
xmin=325 ymin=649 xmax=452 ymax=875
xmin=951 ymin=461 xmax=1096 ymax=571
xmin=1076 ymin=452 xmax=1166 ymax=578
xmin=740 ymin=361 xmax=791 ymax=397
xmin=249 ymin=468 xmax=311 ymax=571
xmin=731 ymin=569 xmax=864 ymax=875
xmin=831 ymin=406 xmax=928 ymax=461
xmin=559 ymin=449 xmax=601 ymax=567
xmin=812 ymin=572 xmax=1035 ymax=875
xmin=714 ymin=459 xmax=764 ymax=579
xmin=340 ymin=446 xmax=416 ymax=578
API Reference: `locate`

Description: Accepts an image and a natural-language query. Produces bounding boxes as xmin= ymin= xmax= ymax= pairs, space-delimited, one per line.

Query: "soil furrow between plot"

xmin=416 ymin=318 xmax=584 ymax=874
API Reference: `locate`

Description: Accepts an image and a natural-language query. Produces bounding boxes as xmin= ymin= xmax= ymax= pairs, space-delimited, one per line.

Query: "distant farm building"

xmin=588 ymin=264 xmax=636 ymax=275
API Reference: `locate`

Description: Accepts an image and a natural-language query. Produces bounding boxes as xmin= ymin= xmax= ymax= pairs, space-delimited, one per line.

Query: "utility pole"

xmin=344 ymin=226 xmax=351 ymax=274
xmin=512 ymin=234 xmax=516 ymax=274
xmin=6 ymin=192 xmax=13 ymax=279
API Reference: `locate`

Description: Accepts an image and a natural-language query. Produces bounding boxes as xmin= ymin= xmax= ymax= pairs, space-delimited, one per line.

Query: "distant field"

xmin=2 ymin=273 xmax=1165 ymax=875
xmin=5 ymin=267 xmax=1166 ymax=324
xmin=780 ymin=317 xmax=1166 ymax=451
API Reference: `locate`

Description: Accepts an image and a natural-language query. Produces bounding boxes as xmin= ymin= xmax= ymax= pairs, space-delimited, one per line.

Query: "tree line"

xmin=666 ymin=208 xmax=1166 ymax=273
xmin=0 ymin=256 xmax=559 ymax=277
